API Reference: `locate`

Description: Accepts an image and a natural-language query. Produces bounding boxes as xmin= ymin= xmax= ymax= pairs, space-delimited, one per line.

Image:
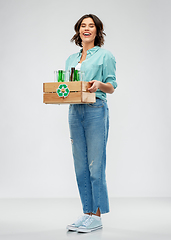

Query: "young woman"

xmin=66 ymin=14 xmax=117 ymax=233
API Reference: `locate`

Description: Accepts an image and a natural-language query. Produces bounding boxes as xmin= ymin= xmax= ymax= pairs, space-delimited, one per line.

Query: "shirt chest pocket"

xmin=85 ymin=64 xmax=102 ymax=80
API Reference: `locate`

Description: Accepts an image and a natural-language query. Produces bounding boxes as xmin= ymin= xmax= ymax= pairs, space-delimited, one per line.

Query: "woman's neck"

xmin=82 ymin=42 xmax=95 ymax=55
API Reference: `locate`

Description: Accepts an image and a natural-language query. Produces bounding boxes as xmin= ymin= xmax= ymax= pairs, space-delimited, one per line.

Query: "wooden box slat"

xmin=43 ymin=92 xmax=95 ymax=104
xmin=43 ymin=81 xmax=91 ymax=93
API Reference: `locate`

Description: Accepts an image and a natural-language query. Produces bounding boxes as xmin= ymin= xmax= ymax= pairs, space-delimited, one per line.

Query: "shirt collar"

xmin=78 ymin=46 xmax=100 ymax=57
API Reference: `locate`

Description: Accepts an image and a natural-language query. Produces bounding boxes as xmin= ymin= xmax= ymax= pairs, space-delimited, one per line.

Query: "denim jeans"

xmin=68 ymin=98 xmax=109 ymax=214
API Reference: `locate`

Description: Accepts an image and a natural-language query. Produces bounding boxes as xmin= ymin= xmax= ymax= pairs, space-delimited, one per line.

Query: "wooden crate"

xmin=43 ymin=81 xmax=96 ymax=104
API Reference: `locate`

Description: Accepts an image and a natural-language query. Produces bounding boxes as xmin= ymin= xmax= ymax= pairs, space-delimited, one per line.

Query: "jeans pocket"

xmin=88 ymin=99 xmax=104 ymax=108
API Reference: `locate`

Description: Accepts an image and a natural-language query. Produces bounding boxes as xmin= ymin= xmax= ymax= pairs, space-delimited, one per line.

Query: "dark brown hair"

xmin=71 ymin=14 xmax=106 ymax=47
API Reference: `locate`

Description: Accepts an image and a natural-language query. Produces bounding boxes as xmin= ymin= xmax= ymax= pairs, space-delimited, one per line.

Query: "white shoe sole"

xmin=66 ymin=225 xmax=77 ymax=231
xmin=77 ymin=225 xmax=103 ymax=233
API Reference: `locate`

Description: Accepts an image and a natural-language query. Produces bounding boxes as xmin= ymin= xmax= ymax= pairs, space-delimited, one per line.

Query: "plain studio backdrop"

xmin=0 ymin=0 xmax=170 ymax=199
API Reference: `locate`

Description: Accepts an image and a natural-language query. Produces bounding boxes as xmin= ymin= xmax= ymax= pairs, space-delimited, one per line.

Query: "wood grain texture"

xmin=81 ymin=92 xmax=96 ymax=103
xmin=43 ymin=92 xmax=95 ymax=104
xmin=43 ymin=81 xmax=91 ymax=93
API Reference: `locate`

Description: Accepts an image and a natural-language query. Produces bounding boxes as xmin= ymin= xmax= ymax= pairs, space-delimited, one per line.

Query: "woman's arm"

xmin=88 ymin=80 xmax=114 ymax=94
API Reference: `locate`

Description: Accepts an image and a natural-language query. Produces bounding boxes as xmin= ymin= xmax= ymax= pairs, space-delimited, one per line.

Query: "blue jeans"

xmin=68 ymin=98 xmax=109 ymax=214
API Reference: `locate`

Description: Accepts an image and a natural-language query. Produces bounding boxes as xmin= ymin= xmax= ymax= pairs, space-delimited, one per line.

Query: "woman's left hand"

xmin=88 ymin=80 xmax=115 ymax=94
xmin=88 ymin=80 xmax=101 ymax=93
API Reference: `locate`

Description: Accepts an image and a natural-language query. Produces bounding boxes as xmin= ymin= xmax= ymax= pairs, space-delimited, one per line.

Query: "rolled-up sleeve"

xmin=103 ymin=53 xmax=117 ymax=89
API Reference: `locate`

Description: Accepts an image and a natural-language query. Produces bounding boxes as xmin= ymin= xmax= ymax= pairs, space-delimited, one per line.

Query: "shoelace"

xmin=74 ymin=215 xmax=87 ymax=225
xmin=82 ymin=216 xmax=94 ymax=227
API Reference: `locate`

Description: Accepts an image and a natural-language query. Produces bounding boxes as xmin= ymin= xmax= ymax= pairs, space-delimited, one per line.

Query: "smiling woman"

xmin=71 ymin=14 xmax=106 ymax=47
xmin=66 ymin=14 xmax=117 ymax=233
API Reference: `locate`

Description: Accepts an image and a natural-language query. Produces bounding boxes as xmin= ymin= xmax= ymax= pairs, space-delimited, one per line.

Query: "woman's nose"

xmin=85 ymin=25 xmax=89 ymax=30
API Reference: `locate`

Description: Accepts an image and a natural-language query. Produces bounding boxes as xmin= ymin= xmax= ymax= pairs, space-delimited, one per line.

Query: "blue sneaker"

xmin=66 ymin=214 xmax=90 ymax=231
xmin=77 ymin=215 xmax=103 ymax=233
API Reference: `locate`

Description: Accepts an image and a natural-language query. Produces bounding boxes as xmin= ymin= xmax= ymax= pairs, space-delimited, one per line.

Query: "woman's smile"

xmin=83 ymin=32 xmax=91 ymax=37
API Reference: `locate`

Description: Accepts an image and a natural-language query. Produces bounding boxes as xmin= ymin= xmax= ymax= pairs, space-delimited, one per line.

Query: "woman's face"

xmin=79 ymin=17 xmax=97 ymax=46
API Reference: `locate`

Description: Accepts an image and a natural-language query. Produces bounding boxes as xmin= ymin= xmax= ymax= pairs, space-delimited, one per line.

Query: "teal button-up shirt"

xmin=65 ymin=46 xmax=117 ymax=101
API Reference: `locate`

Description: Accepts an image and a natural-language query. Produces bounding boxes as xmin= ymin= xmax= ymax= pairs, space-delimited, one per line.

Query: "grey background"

xmin=0 ymin=0 xmax=170 ymax=198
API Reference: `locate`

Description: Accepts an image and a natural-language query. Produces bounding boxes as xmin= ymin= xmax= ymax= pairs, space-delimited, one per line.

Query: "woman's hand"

xmin=88 ymin=80 xmax=101 ymax=93
xmin=88 ymin=80 xmax=114 ymax=94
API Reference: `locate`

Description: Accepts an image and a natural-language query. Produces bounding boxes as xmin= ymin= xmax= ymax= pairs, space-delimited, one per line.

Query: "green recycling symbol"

xmin=56 ymin=84 xmax=70 ymax=98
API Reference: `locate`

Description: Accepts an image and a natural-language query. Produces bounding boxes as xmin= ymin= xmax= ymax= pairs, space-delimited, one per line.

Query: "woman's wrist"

xmin=98 ymin=82 xmax=114 ymax=94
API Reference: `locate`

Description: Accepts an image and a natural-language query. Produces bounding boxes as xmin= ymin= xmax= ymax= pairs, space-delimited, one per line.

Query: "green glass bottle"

xmin=58 ymin=70 xmax=64 ymax=82
xmin=74 ymin=70 xmax=80 ymax=81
